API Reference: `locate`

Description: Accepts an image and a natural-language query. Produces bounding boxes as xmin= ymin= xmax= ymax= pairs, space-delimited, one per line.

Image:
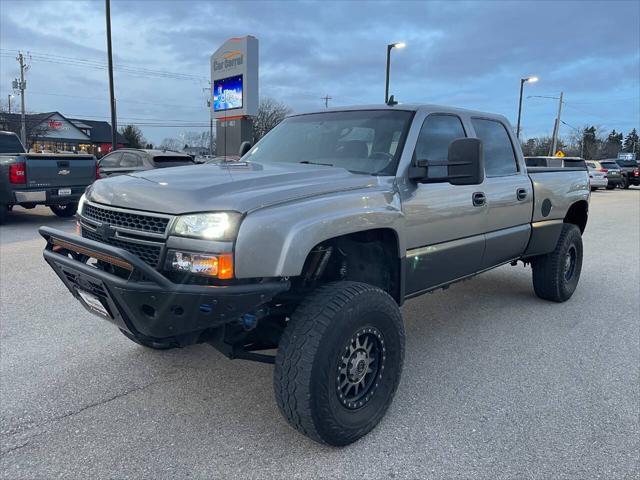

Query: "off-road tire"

xmin=531 ymin=223 xmax=583 ymax=302
xmin=119 ymin=329 xmax=176 ymax=350
xmin=50 ymin=203 xmax=78 ymax=218
xmin=274 ymin=281 xmax=405 ymax=446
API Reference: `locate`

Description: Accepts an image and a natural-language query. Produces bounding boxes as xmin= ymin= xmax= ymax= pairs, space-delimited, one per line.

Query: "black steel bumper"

xmin=39 ymin=227 xmax=289 ymax=343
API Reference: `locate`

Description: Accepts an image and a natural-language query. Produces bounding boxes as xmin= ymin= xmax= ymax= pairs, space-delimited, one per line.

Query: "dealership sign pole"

xmin=211 ymin=36 xmax=259 ymax=156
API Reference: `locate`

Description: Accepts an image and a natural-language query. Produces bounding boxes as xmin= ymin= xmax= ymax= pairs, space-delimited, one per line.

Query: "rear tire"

xmin=274 ymin=281 xmax=405 ymax=446
xmin=50 ymin=203 xmax=78 ymax=217
xmin=622 ymin=177 xmax=630 ymax=189
xmin=531 ymin=223 xmax=583 ymax=302
xmin=606 ymin=184 xmax=615 ymax=190
xmin=0 ymin=204 xmax=7 ymax=224
xmin=119 ymin=329 xmax=176 ymax=350
xmin=590 ymin=187 xmax=597 ymax=192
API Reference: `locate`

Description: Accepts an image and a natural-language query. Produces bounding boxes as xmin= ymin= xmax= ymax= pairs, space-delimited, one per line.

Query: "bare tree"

xmin=252 ymin=98 xmax=292 ymax=142
xmin=159 ymin=137 xmax=182 ymax=151
xmin=182 ymin=130 xmax=214 ymax=150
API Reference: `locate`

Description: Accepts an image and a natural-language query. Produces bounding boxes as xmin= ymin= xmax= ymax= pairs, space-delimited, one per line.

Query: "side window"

xmin=120 ymin=153 xmax=142 ymax=168
xmin=99 ymin=151 xmax=122 ymax=168
xmin=414 ymin=114 xmax=466 ymax=178
xmin=471 ymin=118 xmax=518 ymax=176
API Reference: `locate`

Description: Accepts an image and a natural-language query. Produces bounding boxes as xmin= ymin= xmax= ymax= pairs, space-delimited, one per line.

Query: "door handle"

xmin=516 ymin=188 xmax=528 ymax=201
xmin=472 ymin=192 xmax=486 ymax=207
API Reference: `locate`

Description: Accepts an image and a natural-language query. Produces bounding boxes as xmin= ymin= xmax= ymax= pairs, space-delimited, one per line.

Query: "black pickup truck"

xmin=0 ymin=131 xmax=97 ymax=223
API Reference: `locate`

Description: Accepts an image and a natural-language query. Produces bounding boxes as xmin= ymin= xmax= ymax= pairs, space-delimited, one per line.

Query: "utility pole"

xmin=105 ymin=0 xmax=118 ymax=151
xmin=204 ymin=84 xmax=214 ymax=155
xmin=14 ymin=53 xmax=28 ymax=146
xmin=321 ymin=95 xmax=332 ymax=108
xmin=549 ymin=91 xmax=564 ymax=156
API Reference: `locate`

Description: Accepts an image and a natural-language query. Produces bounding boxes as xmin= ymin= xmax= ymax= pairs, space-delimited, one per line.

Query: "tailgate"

xmin=25 ymin=155 xmax=96 ymax=188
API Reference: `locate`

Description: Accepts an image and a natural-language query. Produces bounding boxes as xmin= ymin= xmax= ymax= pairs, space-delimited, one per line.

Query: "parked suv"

xmin=587 ymin=163 xmax=607 ymax=191
xmin=585 ymin=160 xmax=623 ymax=189
xmin=98 ymin=149 xmax=195 ymax=178
xmin=614 ymin=157 xmax=639 ymax=189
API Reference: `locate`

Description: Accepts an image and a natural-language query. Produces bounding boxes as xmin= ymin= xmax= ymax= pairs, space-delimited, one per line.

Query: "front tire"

xmin=531 ymin=223 xmax=583 ymax=302
xmin=50 ymin=203 xmax=78 ymax=217
xmin=274 ymin=281 xmax=405 ymax=446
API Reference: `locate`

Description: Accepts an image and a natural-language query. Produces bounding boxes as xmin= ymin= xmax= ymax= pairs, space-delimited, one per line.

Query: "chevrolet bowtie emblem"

xmin=58 ymin=169 xmax=70 ymax=176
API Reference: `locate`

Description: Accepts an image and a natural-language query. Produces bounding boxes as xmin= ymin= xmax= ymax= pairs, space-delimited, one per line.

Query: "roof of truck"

xmin=291 ymin=103 xmax=509 ymax=120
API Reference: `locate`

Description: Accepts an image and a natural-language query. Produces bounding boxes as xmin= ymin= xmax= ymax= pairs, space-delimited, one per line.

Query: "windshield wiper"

xmin=299 ymin=160 xmax=333 ymax=167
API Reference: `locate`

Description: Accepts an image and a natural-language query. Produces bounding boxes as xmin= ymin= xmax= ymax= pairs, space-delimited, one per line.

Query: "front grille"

xmin=83 ymin=204 xmax=170 ymax=234
xmin=82 ymin=227 xmax=163 ymax=268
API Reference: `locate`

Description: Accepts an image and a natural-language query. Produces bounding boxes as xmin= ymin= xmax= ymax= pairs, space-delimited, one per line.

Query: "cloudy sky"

xmin=1 ymin=0 xmax=638 ymax=145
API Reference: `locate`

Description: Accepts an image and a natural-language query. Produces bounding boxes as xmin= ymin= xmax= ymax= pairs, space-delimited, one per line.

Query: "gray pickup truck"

xmin=0 ymin=131 xmax=97 ymax=223
xmin=40 ymin=104 xmax=589 ymax=446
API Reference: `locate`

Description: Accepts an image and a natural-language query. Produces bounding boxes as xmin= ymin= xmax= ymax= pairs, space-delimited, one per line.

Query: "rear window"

xmin=0 ymin=133 xmax=26 ymax=154
xmin=152 ymin=156 xmax=195 ymax=168
xmin=562 ymin=159 xmax=586 ymax=169
xmin=616 ymin=159 xmax=638 ymax=167
xmin=600 ymin=162 xmax=619 ymax=170
xmin=525 ymin=157 xmax=547 ymax=167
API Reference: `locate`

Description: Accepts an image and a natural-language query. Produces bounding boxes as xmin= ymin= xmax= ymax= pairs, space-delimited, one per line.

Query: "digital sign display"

xmin=213 ymin=74 xmax=243 ymax=112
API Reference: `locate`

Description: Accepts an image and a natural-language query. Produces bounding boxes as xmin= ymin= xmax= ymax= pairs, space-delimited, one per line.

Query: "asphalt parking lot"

xmin=0 ymin=189 xmax=638 ymax=479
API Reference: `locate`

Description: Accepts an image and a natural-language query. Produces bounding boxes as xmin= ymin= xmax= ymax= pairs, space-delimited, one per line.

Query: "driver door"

xmin=402 ymin=114 xmax=487 ymax=295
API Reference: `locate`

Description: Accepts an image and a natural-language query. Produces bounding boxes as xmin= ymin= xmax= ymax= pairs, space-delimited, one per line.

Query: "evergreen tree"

xmin=623 ymin=128 xmax=638 ymax=153
xmin=582 ymin=126 xmax=598 ymax=160
xmin=119 ymin=124 xmax=146 ymax=149
xmin=602 ymin=129 xmax=623 ymax=158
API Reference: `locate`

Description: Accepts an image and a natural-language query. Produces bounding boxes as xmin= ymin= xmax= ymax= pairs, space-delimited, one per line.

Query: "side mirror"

xmin=239 ymin=141 xmax=252 ymax=157
xmin=447 ymin=138 xmax=484 ymax=185
xmin=408 ymin=137 xmax=484 ymax=186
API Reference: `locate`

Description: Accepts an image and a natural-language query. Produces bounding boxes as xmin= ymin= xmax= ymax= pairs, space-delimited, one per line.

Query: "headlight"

xmin=166 ymin=250 xmax=234 ymax=279
xmin=171 ymin=212 xmax=241 ymax=241
xmin=77 ymin=193 xmax=87 ymax=215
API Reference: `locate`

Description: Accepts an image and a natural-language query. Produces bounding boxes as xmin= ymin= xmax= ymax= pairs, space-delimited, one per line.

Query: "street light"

xmin=516 ymin=76 xmax=539 ymax=140
xmin=385 ymin=42 xmax=406 ymax=104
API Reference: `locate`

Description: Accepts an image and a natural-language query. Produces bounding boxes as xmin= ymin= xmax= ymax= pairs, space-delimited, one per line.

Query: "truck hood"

xmin=88 ymin=161 xmax=379 ymax=214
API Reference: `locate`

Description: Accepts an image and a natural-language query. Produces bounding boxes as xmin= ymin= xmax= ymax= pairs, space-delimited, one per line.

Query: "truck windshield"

xmin=245 ymin=110 xmax=414 ymax=175
xmin=0 ymin=133 xmax=26 ymax=154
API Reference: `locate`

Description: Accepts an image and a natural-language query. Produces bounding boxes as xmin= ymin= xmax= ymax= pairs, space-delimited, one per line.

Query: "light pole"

xmin=385 ymin=42 xmax=405 ymax=104
xmin=516 ymin=76 xmax=538 ymax=140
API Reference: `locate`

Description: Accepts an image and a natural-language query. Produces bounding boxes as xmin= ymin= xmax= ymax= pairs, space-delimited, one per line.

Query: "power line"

xmin=1 ymin=49 xmax=208 ymax=82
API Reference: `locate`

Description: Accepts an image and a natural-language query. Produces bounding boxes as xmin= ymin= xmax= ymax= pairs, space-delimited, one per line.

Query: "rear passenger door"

xmin=471 ymin=118 xmax=533 ymax=268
